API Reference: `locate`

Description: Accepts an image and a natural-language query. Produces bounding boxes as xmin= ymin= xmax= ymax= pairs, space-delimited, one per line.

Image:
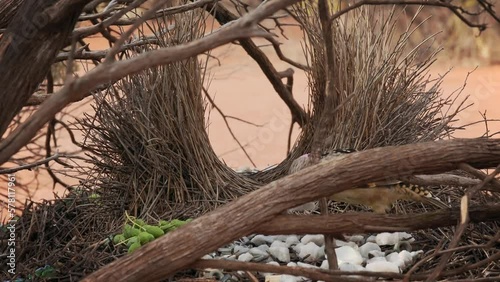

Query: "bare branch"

xmin=328 ymin=0 xmax=499 ymax=31
xmin=203 ymin=88 xmax=257 ymax=167
xmin=256 ymin=204 xmax=500 ymax=235
xmin=192 ymin=259 xmax=365 ymax=282
xmin=459 ymin=162 xmax=500 ymax=190
xmin=206 ymin=2 xmax=309 ymax=127
xmin=0 ymin=0 xmax=297 ymax=165
xmin=83 ymin=138 xmax=500 ymax=281
xmin=0 ymin=152 xmax=62 ymax=174
xmin=426 ymin=165 xmax=500 ymax=281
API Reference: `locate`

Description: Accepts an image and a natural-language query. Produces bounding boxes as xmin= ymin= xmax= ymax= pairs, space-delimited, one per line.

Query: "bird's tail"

xmin=400 ymin=183 xmax=449 ymax=210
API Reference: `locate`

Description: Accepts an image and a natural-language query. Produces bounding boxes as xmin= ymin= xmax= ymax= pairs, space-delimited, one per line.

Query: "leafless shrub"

xmin=78 ymin=9 xmax=259 ymax=220
xmin=292 ymin=5 xmax=468 ymax=152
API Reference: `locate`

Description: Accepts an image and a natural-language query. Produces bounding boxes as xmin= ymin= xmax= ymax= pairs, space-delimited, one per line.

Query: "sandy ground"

xmin=2 ymin=19 xmax=499 ymax=219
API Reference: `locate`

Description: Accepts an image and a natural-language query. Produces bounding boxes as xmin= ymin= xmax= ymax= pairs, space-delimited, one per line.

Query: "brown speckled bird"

xmin=289 ymin=149 xmax=448 ymax=213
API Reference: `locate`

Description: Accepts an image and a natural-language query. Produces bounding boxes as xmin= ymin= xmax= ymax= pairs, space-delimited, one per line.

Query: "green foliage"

xmin=112 ymin=212 xmax=192 ymax=254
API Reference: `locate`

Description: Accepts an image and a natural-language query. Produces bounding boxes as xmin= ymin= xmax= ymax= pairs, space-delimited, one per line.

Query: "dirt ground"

xmin=2 ymin=18 xmax=500 ymax=218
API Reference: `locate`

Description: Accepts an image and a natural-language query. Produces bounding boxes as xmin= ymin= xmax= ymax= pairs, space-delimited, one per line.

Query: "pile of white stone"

xmin=202 ymin=232 xmax=424 ymax=281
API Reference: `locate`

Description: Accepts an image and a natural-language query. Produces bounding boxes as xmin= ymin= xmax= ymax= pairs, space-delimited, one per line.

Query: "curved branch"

xmin=83 ymin=138 xmax=500 ymax=281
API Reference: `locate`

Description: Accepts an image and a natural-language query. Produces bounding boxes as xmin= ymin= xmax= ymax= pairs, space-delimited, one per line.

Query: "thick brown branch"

xmin=0 ymin=0 xmax=89 ymax=138
xmin=256 ymin=204 xmax=500 ymax=235
xmin=83 ymin=138 xmax=500 ymax=281
xmin=0 ymin=0 xmax=23 ymax=29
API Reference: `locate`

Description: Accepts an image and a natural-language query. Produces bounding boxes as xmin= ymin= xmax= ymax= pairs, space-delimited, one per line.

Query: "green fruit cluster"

xmin=113 ymin=217 xmax=192 ymax=253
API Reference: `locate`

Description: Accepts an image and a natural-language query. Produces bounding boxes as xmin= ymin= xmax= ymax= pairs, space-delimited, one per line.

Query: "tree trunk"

xmin=0 ymin=0 xmax=89 ymax=138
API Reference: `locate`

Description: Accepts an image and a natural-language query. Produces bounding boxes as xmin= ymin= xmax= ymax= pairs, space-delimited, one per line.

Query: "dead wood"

xmin=256 ymin=204 xmax=500 ymax=235
xmin=0 ymin=0 xmax=299 ymax=166
xmin=405 ymin=174 xmax=500 ymax=192
xmin=205 ymin=2 xmax=308 ymax=127
xmin=193 ymin=260 xmax=362 ymax=282
xmin=83 ymin=138 xmax=500 ymax=282
xmin=0 ymin=0 xmax=88 ymax=138
xmin=0 ymin=0 xmax=23 ymax=28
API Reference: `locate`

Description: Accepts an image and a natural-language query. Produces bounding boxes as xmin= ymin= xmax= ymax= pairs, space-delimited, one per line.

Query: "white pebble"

xmin=335 ymin=246 xmax=363 ymax=265
xmin=301 ymin=234 xmax=324 ymax=246
xmin=270 ymin=240 xmax=288 ymax=248
xmin=297 ymin=242 xmax=325 ymax=262
xmin=201 ymin=254 xmax=212 ymax=260
xmin=287 ymin=262 xmax=297 ymax=267
xmin=292 ymin=243 xmax=303 ymax=253
xmin=238 ymin=252 xmax=253 ymax=262
xmin=359 ymin=242 xmax=381 ymax=258
xmin=366 ymin=261 xmax=400 ymax=273
xmin=285 ymin=235 xmax=300 ymax=247
xmin=335 ymin=240 xmax=358 ymax=249
xmin=366 ymin=235 xmax=377 ymax=243
xmin=386 ymin=252 xmax=405 ymax=269
xmin=280 ymin=275 xmax=299 ymax=282
xmin=251 ymin=235 xmax=273 ymax=246
xmin=258 ymin=244 xmax=270 ymax=252
xmin=366 ymin=256 xmax=387 ymax=264
xmin=233 ymin=245 xmax=249 ymax=254
xmin=249 ymin=247 xmax=268 ymax=257
xmin=398 ymin=232 xmax=414 ymax=242
xmin=320 ymin=260 xmax=329 ymax=269
xmin=339 ymin=262 xmax=365 ymax=272
xmin=399 ymin=250 xmax=413 ymax=266
xmin=376 ymin=232 xmax=399 ymax=246
xmin=334 ymin=239 xmax=349 ymax=246
xmin=368 ymin=250 xmax=386 ymax=258
xmin=411 ymin=250 xmax=424 ymax=259
xmin=347 ymin=235 xmax=365 ymax=244
xmin=273 ymin=235 xmax=290 ymax=242
xmin=269 ymin=246 xmax=291 ymax=263
xmin=297 ymin=262 xmax=318 ymax=269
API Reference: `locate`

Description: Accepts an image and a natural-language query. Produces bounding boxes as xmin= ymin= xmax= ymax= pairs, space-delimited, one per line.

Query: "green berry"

xmin=113 ymin=234 xmax=126 ymax=244
xmin=126 ymin=236 xmax=139 ymax=247
xmin=123 ymin=224 xmax=141 ymax=238
xmin=138 ymin=232 xmax=155 ymax=244
xmin=134 ymin=219 xmax=146 ymax=226
xmin=144 ymin=225 xmax=165 ymax=238
xmin=128 ymin=242 xmax=142 ymax=253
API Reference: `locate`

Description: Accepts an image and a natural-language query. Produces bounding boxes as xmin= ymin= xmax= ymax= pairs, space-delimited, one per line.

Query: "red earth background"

xmin=1 ymin=7 xmax=499 ymax=219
